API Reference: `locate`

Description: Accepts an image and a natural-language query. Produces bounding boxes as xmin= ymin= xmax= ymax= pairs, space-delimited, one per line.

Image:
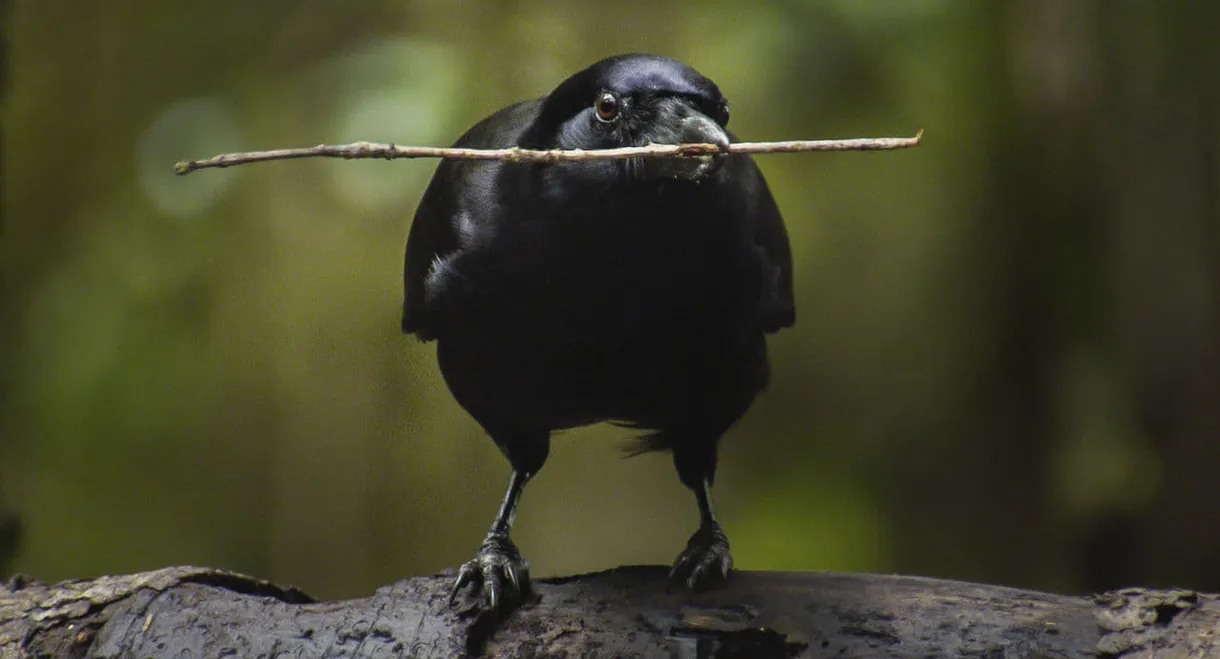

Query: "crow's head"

xmin=526 ymin=54 xmax=732 ymax=183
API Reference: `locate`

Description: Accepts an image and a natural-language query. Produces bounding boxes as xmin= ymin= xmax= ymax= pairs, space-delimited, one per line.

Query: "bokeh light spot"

xmin=137 ymin=96 xmax=242 ymax=219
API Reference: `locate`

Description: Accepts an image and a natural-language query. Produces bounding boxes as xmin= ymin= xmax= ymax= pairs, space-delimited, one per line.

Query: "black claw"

xmin=505 ymin=564 xmax=521 ymax=593
xmin=449 ymin=534 xmax=531 ymax=619
xmin=485 ymin=578 xmax=501 ymax=613
xmin=450 ymin=564 xmax=476 ymax=605
xmin=669 ymin=523 xmax=732 ymax=592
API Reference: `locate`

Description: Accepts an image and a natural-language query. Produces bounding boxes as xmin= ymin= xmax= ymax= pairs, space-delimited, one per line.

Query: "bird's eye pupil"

xmin=595 ymin=92 xmax=619 ymax=122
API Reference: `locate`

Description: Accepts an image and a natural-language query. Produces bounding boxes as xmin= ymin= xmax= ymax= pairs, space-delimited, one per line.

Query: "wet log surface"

xmin=2 ymin=565 xmax=1216 ymax=658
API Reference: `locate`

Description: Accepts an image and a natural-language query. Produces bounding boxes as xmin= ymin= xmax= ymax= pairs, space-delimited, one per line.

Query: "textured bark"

xmin=1 ymin=566 xmax=1216 ymax=658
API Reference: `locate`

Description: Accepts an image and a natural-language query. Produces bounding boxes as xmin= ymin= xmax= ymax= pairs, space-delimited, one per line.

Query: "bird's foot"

xmin=449 ymin=533 xmax=531 ymax=618
xmin=669 ymin=522 xmax=732 ymax=592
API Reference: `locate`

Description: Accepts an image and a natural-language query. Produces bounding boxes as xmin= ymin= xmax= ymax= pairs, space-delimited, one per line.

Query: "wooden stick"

xmin=174 ymin=131 xmax=924 ymax=175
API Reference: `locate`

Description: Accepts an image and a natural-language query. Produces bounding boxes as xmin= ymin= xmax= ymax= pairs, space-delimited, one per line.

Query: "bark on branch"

xmin=173 ymin=132 xmax=924 ymax=175
xmin=2 ymin=565 xmax=1216 ymax=658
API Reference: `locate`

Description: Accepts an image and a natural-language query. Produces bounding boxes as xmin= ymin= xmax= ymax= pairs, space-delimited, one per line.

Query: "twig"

xmin=174 ymin=131 xmax=923 ymax=175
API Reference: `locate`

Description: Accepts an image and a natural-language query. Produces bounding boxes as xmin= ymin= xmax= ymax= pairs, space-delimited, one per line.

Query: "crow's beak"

xmin=641 ymin=98 xmax=730 ymax=182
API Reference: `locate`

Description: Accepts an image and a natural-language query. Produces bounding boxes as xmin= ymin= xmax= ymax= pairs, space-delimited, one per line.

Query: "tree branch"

xmin=173 ymin=131 xmax=924 ymax=175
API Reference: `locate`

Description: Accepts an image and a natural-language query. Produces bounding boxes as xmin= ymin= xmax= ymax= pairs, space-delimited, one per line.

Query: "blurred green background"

xmin=3 ymin=1 xmax=1218 ymax=601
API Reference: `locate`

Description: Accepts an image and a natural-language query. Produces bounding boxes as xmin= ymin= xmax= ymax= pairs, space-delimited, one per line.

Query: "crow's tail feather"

xmin=612 ymin=422 xmax=674 ymax=457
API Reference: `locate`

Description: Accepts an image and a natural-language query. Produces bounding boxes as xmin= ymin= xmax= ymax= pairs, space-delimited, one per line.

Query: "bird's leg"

xmin=669 ymin=447 xmax=733 ymax=591
xmin=450 ymin=469 xmax=535 ymax=615
xmin=489 ymin=468 xmax=530 ymax=536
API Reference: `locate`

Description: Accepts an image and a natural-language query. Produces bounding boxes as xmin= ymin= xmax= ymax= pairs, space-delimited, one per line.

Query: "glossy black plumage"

xmin=402 ymin=54 xmax=794 ymax=626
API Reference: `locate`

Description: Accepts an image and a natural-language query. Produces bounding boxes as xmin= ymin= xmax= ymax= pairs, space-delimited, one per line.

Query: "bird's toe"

xmin=449 ymin=533 xmax=532 ymax=618
xmin=669 ymin=523 xmax=733 ymax=592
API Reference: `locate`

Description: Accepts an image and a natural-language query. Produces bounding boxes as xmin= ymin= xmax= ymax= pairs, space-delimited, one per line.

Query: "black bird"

xmin=402 ymin=54 xmax=794 ymax=619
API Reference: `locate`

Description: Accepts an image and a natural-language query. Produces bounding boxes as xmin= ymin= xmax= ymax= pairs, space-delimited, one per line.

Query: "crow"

xmin=402 ymin=53 xmax=794 ymax=621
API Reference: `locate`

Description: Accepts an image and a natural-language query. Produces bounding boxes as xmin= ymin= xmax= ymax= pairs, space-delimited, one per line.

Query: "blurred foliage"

xmin=2 ymin=1 xmax=1218 ymax=601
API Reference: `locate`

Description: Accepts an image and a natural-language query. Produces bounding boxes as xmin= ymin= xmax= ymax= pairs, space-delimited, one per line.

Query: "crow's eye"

xmin=594 ymin=91 xmax=620 ymax=123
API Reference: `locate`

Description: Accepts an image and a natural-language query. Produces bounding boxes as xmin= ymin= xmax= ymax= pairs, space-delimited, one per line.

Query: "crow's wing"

xmin=737 ymin=155 xmax=795 ymax=333
xmin=401 ymin=100 xmax=541 ymax=340
xmin=757 ymin=172 xmax=796 ymax=332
